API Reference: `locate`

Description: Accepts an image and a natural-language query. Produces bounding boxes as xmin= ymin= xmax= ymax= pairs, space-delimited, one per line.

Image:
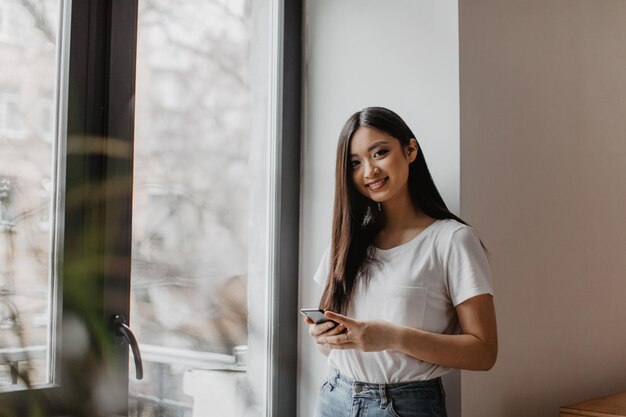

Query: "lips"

xmin=366 ymin=177 xmax=388 ymax=190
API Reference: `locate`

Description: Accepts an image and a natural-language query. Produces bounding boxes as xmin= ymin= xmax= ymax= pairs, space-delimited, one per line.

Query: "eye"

xmin=373 ymin=149 xmax=388 ymax=158
xmin=350 ymin=160 xmax=361 ymax=169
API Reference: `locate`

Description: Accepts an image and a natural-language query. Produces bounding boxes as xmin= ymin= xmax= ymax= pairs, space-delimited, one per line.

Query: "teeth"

xmin=368 ymin=178 xmax=386 ymax=188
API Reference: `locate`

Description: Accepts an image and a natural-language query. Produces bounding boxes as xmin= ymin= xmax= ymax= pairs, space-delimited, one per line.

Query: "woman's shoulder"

xmin=431 ymin=218 xmax=481 ymax=247
xmin=433 ymin=218 xmax=472 ymax=235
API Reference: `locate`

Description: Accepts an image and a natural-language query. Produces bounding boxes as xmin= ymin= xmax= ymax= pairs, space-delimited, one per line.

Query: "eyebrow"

xmin=350 ymin=141 xmax=389 ymax=157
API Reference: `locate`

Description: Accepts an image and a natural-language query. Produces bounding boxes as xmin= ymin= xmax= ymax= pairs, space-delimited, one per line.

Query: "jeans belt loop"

xmin=378 ymin=384 xmax=388 ymax=408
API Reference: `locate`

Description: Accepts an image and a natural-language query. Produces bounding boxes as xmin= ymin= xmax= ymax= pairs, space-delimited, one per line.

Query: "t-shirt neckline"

xmin=373 ymin=219 xmax=442 ymax=256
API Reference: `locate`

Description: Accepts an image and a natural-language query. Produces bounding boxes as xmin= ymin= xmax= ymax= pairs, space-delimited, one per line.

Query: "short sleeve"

xmin=445 ymin=226 xmax=493 ymax=306
xmin=313 ymin=245 xmax=331 ymax=287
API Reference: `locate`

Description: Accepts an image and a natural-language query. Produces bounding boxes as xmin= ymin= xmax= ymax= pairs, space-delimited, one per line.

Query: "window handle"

xmin=113 ymin=314 xmax=143 ymax=380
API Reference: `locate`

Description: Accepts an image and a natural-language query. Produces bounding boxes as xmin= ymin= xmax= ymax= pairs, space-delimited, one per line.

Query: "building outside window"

xmin=0 ymin=1 xmax=25 ymax=45
xmin=0 ymin=90 xmax=26 ymax=139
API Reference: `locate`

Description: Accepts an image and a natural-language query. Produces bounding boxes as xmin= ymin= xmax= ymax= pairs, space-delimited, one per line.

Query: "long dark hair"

xmin=319 ymin=107 xmax=478 ymax=315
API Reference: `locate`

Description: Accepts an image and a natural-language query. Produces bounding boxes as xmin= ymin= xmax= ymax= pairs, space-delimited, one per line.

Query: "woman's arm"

xmin=318 ymin=294 xmax=498 ymax=371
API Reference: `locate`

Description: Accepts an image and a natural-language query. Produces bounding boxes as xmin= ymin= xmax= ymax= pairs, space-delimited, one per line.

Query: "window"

xmin=130 ymin=1 xmax=272 ymax=415
xmin=39 ymin=95 xmax=54 ymax=140
xmin=0 ymin=90 xmax=26 ymax=139
xmin=0 ymin=176 xmax=15 ymax=226
xmin=0 ymin=0 xmax=301 ymax=415
xmin=0 ymin=0 xmax=60 ymax=394
xmin=0 ymin=1 xmax=25 ymax=45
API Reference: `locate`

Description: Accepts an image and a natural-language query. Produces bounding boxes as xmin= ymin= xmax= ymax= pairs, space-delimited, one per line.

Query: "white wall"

xmin=459 ymin=1 xmax=626 ymax=416
xmin=299 ymin=1 xmax=460 ymax=416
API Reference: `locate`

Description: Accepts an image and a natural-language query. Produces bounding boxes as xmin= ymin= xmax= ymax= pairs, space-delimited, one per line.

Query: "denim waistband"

xmin=325 ymin=368 xmax=445 ymax=400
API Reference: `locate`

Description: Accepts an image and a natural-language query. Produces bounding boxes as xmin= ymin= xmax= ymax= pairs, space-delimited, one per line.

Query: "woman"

xmin=305 ymin=107 xmax=497 ymax=417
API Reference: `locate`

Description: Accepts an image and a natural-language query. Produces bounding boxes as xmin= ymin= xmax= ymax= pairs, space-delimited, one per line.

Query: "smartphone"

xmin=300 ymin=308 xmax=336 ymax=325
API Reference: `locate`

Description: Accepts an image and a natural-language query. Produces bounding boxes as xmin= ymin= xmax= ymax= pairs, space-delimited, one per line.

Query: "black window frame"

xmin=268 ymin=1 xmax=303 ymax=416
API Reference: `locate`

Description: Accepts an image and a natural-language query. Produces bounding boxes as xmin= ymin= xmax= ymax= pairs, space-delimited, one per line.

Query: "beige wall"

xmin=459 ymin=1 xmax=626 ymax=416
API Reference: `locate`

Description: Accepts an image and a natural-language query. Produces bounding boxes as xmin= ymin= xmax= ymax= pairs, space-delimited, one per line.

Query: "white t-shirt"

xmin=313 ymin=219 xmax=493 ymax=383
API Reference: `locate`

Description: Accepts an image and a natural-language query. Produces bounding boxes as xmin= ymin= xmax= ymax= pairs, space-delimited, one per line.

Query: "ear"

xmin=406 ymin=138 xmax=419 ymax=163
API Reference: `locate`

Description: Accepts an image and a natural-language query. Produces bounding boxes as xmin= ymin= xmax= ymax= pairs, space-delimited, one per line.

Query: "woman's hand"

xmin=304 ymin=316 xmax=347 ymax=346
xmin=316 ymin=311 xmax=397 ymax=352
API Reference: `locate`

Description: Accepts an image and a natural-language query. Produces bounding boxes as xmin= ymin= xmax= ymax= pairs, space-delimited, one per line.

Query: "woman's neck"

xmin=380 ymin=191 xmax=423 ymax=232
xmin=375 ymin=197 xmax=435 ymax=249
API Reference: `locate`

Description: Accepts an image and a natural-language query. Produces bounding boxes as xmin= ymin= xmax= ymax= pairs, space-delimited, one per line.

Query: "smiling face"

xmin=349 ymin=126 xmax=418 ymax=205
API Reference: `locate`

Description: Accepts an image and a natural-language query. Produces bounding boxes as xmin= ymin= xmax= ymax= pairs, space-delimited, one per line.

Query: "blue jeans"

xmin=314 ymin=369 xmax=448 ymax=417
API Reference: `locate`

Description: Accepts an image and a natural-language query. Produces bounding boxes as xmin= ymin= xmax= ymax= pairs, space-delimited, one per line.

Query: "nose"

xmin=364 ymin=162 xmax=380 ymax=178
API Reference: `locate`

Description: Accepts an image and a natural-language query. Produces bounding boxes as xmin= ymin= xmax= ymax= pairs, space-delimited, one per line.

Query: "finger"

xmin=303 ymin=317 xmax=314 ymax=325
xmin=324 ymin=311 xmax=358 ymax=327
xmin=320 ymin=325 xmax=343 ymax=337
xmin=315 ymin=324 xmax=346 ymax=337
xmin=319 ymin=332 xmax=351 ymax=345
xmin=324 ymin=324 xmax=346 ymax=336
xmin=310 ymin=321 xmax=337 ymax=337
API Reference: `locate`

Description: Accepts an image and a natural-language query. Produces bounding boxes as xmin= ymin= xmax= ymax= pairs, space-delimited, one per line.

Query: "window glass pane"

xmin=0 ymin=0 xmax=62 ymax=390
xmin=131 ymin=0 xmax=272 ymax=415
